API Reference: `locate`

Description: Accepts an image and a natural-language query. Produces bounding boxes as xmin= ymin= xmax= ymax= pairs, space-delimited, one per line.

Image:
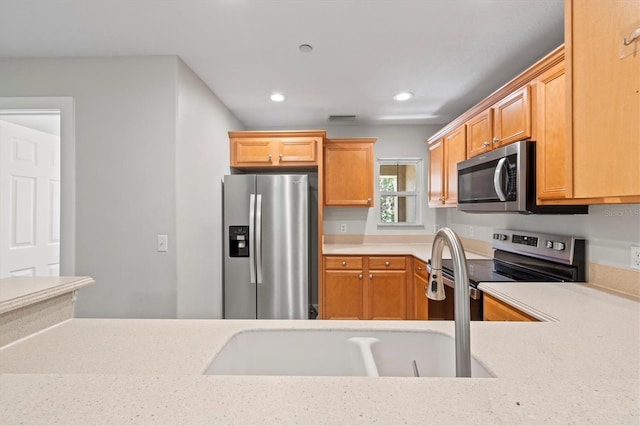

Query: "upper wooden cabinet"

xmin=428 ymin=125 xmax=466 ymax=208
xmin=465 ymin=86 xmax=531 ymax=158
xmin=323 ymin=138 xmax=376 ymax=207
xmin=564 ymin=0 xmax=640 ymax=202
xmin=466 ymin=108 xmax=494 ymax=157
xmin=229 ymin=130 xmax=324 ymax=169
xmin=535 ymin=62 xmax=570 ymax=201
xmin=493 ymin=86 xmax=531 ymax=147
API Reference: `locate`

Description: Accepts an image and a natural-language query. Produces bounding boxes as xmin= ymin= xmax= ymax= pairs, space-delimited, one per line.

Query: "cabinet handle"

xmin=367 ymin=198 xmax=372 ymax=202
xmin=623 ymin=28 xmax=640 ymax=46
xmin=341 ymin=261 xmax=347 ymax=267
xmin=268 ymin=154 xmax=273 ymax=161
xmin=358 ymin=273 xmax=363 ymax=279
xmin=385 ymin=261 xmax=390 ymax=267
xmin=279 ymin=153 xmax=283 ymax=159
xmin=417 ymin=266 xmax=422 ymax=271
xmin=483 ymin=141 xmax=490 ymax=147
xmin=369 ymin=273 xmax=373 ymax=280
xmin=492 ymin=137 xmax=499 ymax=144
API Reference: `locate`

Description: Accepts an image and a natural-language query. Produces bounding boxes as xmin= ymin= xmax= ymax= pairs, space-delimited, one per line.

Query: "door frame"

xmin=0 ymin=97 xmax=76 ymax=275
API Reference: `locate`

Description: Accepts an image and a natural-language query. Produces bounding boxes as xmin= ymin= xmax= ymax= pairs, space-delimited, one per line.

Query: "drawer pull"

xmin=341 ymin=261 xmax=347 ymax=267
xmin=385 ymin=261 xmax=390 ymax=267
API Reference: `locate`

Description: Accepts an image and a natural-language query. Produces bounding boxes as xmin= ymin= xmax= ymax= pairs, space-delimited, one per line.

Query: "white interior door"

xmin=0 ymin=119 xmax=60 ymax=277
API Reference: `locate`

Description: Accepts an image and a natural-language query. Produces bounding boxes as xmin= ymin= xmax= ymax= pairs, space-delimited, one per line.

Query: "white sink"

xmin=203 ymin=329 xmax=494 ymax=378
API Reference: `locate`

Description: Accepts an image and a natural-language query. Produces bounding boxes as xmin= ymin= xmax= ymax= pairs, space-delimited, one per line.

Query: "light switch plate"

xmin=157 ymin=234 xmax=168 ymax=252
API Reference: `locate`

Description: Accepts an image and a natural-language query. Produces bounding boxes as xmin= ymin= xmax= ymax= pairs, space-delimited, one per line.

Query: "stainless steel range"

xmin=429 ymin=229 xmax=586 ymax=321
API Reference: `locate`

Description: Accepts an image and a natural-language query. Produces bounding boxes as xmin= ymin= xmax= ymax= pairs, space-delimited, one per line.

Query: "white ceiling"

xmin=0 ymin=0 xmax=565 ymax=129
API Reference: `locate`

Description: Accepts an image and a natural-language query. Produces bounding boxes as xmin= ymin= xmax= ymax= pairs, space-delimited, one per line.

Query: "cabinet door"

xmin=493 ymin=86 xmax=531 ymax=147
xmin=324 ymin=270 xmax=364 ymax=319
xmin=231 ymin=138 xmax=274 ymax=166
xmin=443 ymin=125 xmax=466 ymax=207
xmin=535 ymin=62 xmax=570 ymax=201
xmin=568 ymin=0 xmax=640 ymax=199
xmin=278 ymin=137 xmax=318 ymax=166
xmin=324 ymin=139 xmax=375 ymax=207
xmin=483 ymin=294 xmax=537 ymax=322
xmin=367 ymin=270 xmax=407 ymax=320
xmin=466 ymin=109 xmax=494 ymax=158
xmin=427 ymin=139 xmax=444 ymax=207
xmin=413 ymin=259 xmax=428 ymax=320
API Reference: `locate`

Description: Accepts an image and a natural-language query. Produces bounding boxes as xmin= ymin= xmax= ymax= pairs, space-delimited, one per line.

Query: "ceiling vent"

xmin=328 ymin=114 xmax=357 ymax=122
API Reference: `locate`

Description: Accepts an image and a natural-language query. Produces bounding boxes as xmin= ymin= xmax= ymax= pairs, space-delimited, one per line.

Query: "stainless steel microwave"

xmin=456 ymin=140 xmax=588 ymax=214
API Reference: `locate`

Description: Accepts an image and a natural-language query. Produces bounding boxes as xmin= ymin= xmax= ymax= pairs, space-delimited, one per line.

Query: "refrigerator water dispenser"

xmin=229 ymin=226 xmax=249 ymax=257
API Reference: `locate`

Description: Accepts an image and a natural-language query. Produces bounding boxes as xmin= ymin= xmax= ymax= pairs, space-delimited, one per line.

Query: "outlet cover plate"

xmin=631 ymin=246 xmax=640 ymax=270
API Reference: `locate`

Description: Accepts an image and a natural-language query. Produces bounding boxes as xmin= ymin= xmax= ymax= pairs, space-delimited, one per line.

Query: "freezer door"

xmin=223 ymin=175 xmax=257 ymax=319
xmin=256 ymin=175 xmax=309 ymax=319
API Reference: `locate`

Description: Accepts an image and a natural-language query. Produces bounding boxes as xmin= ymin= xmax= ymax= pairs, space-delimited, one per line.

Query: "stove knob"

xmin=500 ymin=234 xmax=508 ymax=241
xmin=546 ymin=240 xmax=554 ymax=249
xmin=553 ymin=242 xmax=566 ymax=251
xmin=493 ymin=233 xmax=499 ymax=240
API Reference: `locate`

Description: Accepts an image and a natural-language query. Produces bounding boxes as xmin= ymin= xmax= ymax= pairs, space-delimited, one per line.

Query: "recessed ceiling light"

xmin=270 ymin=93 xmax=285 ymax=102
xmin=299 ymin=44 xmax=313 ymax=53
xmin=393 ymin=92 xmax=414 ymax=101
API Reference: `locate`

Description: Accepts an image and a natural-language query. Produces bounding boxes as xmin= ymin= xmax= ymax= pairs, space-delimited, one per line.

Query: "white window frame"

xmin=376 ymin=158 xmax=423 ymax=227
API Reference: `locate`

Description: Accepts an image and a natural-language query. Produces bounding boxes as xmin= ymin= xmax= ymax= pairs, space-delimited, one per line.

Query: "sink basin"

xmin=203 ymin=329 xmax=493 ymax=378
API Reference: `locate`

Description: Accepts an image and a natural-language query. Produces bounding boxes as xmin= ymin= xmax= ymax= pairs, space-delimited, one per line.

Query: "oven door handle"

xmin=493 ymin=157 xmax=508 ymax=202
xmin=442 ymin=275 xmax=482 ymax=300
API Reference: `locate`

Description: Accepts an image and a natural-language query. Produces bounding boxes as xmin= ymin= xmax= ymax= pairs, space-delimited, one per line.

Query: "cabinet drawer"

xmin=413 ymin=258 xmax=428 ymax=280
xmin=368 ymin=256 xmax=406 ymax=270
xmin=325 ymin=256 xmax=363 ymax=270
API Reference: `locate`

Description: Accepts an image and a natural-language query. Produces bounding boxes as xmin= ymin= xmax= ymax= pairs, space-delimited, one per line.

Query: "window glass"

xmin=377 ymin=159 xmax=422 ymax=226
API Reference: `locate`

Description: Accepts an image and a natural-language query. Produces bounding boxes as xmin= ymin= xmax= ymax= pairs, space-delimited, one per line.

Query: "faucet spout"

xmin=427 ymin=228 xmax=471 ymax=377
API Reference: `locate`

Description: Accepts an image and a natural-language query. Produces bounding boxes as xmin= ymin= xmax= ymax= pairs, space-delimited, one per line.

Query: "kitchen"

xmin=1 ymin=0 xmax=639 ymax=424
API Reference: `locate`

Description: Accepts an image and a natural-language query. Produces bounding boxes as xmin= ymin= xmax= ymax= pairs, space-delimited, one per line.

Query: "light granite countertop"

xmin=1 ymin=281 xmax=639 ymax=425
xmin=0 ymin=276 xmax=94 ymax=314
xmin=323 ymin=242 xmax=490 ymax=263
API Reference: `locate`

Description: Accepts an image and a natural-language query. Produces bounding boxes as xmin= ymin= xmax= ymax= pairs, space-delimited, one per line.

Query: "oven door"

xmin=427 ymin=274 xmax=484 ymax=321
xmin=457 ymin=140 xmax=530 ymax=213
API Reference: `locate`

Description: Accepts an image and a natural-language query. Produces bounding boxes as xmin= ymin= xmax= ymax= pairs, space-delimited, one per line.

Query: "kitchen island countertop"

xmin=1 ymin=279 xmax=638 ymax=425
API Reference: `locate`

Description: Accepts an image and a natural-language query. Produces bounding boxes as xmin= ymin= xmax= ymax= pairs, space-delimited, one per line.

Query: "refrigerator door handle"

xmin=256 ymin=194 xmax=263 ymax=284
xmin=249 ymin=194 xmax=256 ymax=284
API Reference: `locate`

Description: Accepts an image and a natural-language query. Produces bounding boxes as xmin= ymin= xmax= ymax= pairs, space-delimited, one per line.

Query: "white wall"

xmin=0 ymin=56 xmax=243 ymax=318
xmin=175 ymin=59 xmax=244 ymax=319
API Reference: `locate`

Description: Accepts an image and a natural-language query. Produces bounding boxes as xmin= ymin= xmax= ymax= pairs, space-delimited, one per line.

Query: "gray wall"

xmin=175 ymin=59 xmax=244 ymax=318
xmin=0 ymin=56 xmax=243 ymax=318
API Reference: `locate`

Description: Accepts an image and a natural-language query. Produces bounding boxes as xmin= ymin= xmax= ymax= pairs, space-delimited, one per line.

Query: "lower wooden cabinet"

xmin=413 ymin=258 xmax=429 ymax=320
xmin=323 ymin=255 xmax=408 ymax=320
xmin=483 ymin=294 xmax=537 ymax=322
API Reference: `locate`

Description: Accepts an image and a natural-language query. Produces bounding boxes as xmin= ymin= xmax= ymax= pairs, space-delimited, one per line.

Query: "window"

xmin=376 ymin=158 xmax=422 ymax=226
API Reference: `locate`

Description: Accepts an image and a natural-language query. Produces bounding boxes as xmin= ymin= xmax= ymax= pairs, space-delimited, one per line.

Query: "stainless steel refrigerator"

xmin=223 ymin=174 xmax=310 ymax=319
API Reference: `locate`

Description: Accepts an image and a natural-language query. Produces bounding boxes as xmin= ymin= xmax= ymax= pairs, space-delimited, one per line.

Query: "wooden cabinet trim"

xmin=426 ymin=46 xmax=563 ymax=145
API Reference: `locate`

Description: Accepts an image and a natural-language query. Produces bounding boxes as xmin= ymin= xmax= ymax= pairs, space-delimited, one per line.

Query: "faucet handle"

xmin=426 ymin=270 xmax=446 ymax=301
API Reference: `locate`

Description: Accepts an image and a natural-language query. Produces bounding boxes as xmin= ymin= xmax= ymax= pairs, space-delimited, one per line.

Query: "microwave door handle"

xmin=493 ymin=157 xmax=508 ymax=201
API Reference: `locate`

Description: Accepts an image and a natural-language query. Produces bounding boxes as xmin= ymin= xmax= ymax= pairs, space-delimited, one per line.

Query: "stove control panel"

xmin=492 ymin=229 xmax=585 ymax=265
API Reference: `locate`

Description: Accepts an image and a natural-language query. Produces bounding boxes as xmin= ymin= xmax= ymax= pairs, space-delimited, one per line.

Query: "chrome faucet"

xmin=427 ymin=228 xmax=471 ymax=377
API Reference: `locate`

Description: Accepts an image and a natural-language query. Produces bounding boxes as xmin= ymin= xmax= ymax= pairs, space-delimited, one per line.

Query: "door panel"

xmin=223 ymin=175 xmax=256 ymax=319
xmin=256 ymin=175 xmax=309 ymax=319
xmin=0 ymin=120 xmax=60 ymax=278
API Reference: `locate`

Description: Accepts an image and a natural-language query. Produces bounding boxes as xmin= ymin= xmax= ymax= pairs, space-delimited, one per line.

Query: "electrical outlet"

xmin=631 ymin=246 xmax=640 ymax=270
xmin=469 ymin=226 xmax=474 ymax=238
xmin=339 ymin=223 xmax=347 ymax=233
xmin=433 ymin=224 xmax=440 ymax=233
xmin=157 ymin=234 xmax=168 ymax=252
